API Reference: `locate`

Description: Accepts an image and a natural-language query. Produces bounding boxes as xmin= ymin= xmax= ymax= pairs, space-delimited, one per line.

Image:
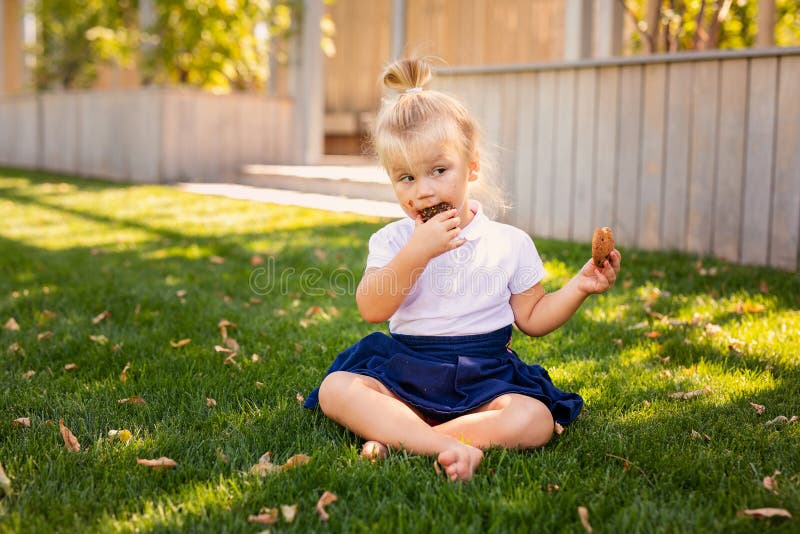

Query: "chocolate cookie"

xmin=592 ymin=227 xmax=615 ymax=267
xmin=419 ymin=202 xmax=455 ymax=222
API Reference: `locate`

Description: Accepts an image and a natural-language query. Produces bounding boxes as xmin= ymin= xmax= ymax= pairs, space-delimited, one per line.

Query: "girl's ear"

xmin=468 ymin=160 xmax=480 ymax=182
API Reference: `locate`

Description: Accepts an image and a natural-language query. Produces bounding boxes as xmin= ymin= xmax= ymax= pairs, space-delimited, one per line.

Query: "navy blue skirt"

xmin=304 ymin=325 xmax=583 ymax=426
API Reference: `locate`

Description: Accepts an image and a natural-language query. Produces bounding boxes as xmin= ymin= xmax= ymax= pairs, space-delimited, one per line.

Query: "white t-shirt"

xmin=366 ymin=200 xmax=545 ymax=336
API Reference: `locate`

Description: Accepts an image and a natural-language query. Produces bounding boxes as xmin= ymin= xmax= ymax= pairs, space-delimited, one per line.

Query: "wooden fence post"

xmin=592 ymin=0 xmax=622 ymax=58
xmin=564 ymin=0 xmax=593 ymax=60
xmin=291 ymin=0 xmax=324 ymax=164
xmin=756 ymin=0 xmax=775 ymax=47
xmin=1 ymin=0 xmax=24 ymax=95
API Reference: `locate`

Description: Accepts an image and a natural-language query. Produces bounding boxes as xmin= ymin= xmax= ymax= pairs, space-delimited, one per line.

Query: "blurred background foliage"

xmin=29 ymin=0 xmax=800 ymax=92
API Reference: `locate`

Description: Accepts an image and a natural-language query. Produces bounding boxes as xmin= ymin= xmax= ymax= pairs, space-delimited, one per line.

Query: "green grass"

xmin=0 ymin=167 xmax=798 ymax=533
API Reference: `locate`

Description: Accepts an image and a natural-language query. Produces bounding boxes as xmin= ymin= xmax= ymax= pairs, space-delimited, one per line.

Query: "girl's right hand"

xmin=407 ymin=209 xmax=466 ymax=260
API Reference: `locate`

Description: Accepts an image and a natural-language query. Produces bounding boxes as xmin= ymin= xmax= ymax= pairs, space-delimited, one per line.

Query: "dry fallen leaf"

xmin=209 ymin=255 xmax=225 ymax=265
xmin=296 ymin=393 xmax=305 ymax=404
xmin=120 ymin=362 xmax=130 ymax=382
xmin=283 ymin=454 xmax=311 ymax=470
xmin=64 ymin=363 xmax=77 ymax=371
xmin=763 ymin=471 xmax=781 ymax=495
xmin=281 ymin=504 xmax=298 ymax=523
xmin=117 ymin=396 xmax=147 ymax=405
xmin=214 ymin=345 xmax=234 ymax=354
xmin=89 ymin=334 xmax=108 ymax=345
xmin=546 ymin=483 xmax=560 ymax=492
xmin=13 ymin=417 xmax=31 ymax=428
xmin=0 ymin=462 xmax=11 ymax=495
xmin=248 ymin=508 xmax=279 ymax=524
xmin=765 ymin=415 xmax=798 ymax=426
xmin=206 ymin=397 xmax=217 ymax=408
xmin=8 ymin=343 xmax=24 ymax=355
xmin=554 ymin=422 xmax=565 ymax=435
xmin=316 ymin=491 xmax=338 ymax=521
xmin=92 ymin=310 xmax=110 ymax=325
xmin=750 ymin=402 xmax=766 ymax=415
xmin=21 ymin=370 xmax=36 ymax=379
xmin=251 ymin=354 xmax=260 ymax=362
xmin=59 ymin=419 xmax=81 ymax=452
xmin=224 ymin=338 xmax=240 ymax=353
xmin=4 ymin=317 xmax=20 ymax=331
xmin=738 ymin=508 xmax=792 ymax=519
xmin=223 ymin=353 xmax=240 ymax=368
xmin=251 ymin=255 xmax=265 ymax=266
xmin=669 ymin=387 xmax=712 ymax=400
xmin=644 ymin=331 xmax=661 ymax=339
xmin=137 ymin=457 xmax=177 ymax=470
xmin=578 ymin=506 xmax=593 ymax=532
xmin=37 ymin=331 xmax=53 ymax=341
xmin=175 ymin=289 xmax=187 ymax=298
xmin=170 ymin=338 xmax=191 ymax=348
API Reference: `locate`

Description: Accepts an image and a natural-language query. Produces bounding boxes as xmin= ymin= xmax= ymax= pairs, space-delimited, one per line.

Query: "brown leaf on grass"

xmin=283 ymin=454 xmax=311 ymax=470
xmin=738 ymin=508 xmax=792 ymax=519
xmin=4 ymin=317 xmax=19 ymax=331
xmin=316 ymin=491 xmax=338 ymax=521
xmin=250 ymin=255 xmax=265 ymax=266
xmin=704 ymin=323 xmax=723 ymax=336
xmin=89 ymin=334 xmax=108 ymax=345
xmin=223 ymin=353 xmax=240 ymax=369
xmin=59 ymin=419 xmax=81 ymax=452
xmin=327 ymin=306 xmax=341 ymax=317
xmin=206 ymin=397 xmax=217 ymax=408
xmin=577 ymin=506 xmax=593 ymax=532
xmin=763 ymin=471 xmax=781 ymax=494
xmin=170 ymin=338 xmax=191 ymax=348
xmin=64 ymin=363 xmax=77 ymax=371
xmin=120 ymin=362 xmax=131 ymax=382
xmin=92 ymin=310 xmax=110 ymax=325
xmin=251 ymin=453 xmax=311 ymax=476
xmin=690 ymin=429 xmax=711 ymax=442
xmin=0 ymin=462 xmax=11 ymax=495
xmin=546 ymin=483 xmax=560 ymax=492
xmin=750 ymin=402 xmax=766 ymax=415
xmin=296 ymin=393 xmax=305 ymax=404
xmin=136 ymin=457 xmax=177 ymax=470
xmin=175 ymin=289 xmax=187 ymax=298
xmin=735 ymin=302 xmax=766 ymax=314
xmin=251 ymin=354 xmax=260 ymax=362
xmin=214 ymin=345 xmax=234 ymax=354
xmin=8 ymin=342 xmax=24 ymax=355
xmin=248 ymin=508 xmax=279 ymax=524
xmin=281 ymin=504 xmax=298 ymax=523
xmin=117 ymin=396 xmax=147 ymax=405
xmin=554 ymin=422 xmax=564 ymax=435
xmin=13 ymin=417 xmax=31 ymax=428
xmin=669 ymin=387 xmax=712 ymax=400
xmin=644 ymin=331 xmax=661 ymax=339
xmin=37 ymin=331 xmax=53 ymax=341
xmin=209 ymin=255 xmax=225 ymax=265
xmin=224 ymin=338 xmax=240 ymax=353
xmin=765 ymin=415 xmax=798 ymax=426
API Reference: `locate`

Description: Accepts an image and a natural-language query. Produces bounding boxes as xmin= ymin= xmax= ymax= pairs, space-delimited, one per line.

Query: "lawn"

xmin=0 ymin=168 xmax=798 ymax=533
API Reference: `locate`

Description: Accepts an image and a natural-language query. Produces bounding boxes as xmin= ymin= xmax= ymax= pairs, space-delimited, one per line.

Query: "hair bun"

xmin=382 ymin=58 xmax=434 ymax=92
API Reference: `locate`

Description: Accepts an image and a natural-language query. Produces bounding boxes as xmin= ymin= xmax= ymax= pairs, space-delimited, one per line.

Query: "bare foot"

xmin=361 ymin=440 xmax=389 ymax=460
xmin=437 ymin=443 xmax=484 ymax=482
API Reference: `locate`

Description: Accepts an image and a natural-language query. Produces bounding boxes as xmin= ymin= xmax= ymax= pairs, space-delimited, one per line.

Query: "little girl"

xmin=304 ymin=57 xmax=621 ymax=482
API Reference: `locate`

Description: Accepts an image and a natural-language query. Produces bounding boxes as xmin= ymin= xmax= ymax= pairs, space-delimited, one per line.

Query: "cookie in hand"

xmin=419 ymin=202 xmax=455 ymax=222
xmin=592 ymin=227 xmax=615 ymax=267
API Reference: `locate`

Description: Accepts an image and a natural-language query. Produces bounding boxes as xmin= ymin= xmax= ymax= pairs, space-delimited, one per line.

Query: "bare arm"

xmin=511 ymin=250 xmax=622 ymax=337
xmin=357 ymin=210 xmax=465 ymax=323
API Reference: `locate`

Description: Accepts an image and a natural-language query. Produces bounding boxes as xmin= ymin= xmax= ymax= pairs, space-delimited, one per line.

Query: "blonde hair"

xmin=371 ymin=57 xmax=507 ymax=218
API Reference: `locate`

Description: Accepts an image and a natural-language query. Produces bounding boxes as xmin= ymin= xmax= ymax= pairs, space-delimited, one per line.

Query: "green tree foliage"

xmin=622 ymin=0 xmax=800 ymax=53
xmin=32 ymin=0 xmax=138 ymax=90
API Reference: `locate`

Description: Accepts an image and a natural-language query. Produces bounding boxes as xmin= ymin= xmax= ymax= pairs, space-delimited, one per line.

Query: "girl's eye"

xmin=432 ymin=167 xmax=446 ymax=176
xmin=398 ymin=175 xmax=414 ymax=183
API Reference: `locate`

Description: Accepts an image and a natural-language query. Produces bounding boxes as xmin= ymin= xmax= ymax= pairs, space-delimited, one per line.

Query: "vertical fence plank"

xmin=686 ymin=61 xmax=720 ymax=256
xmin=770 ymin=55 xmax=800 ymax=270
xmin=616 ymin=65 xmax=642 ymax=248
xmin=741 ymin=56 xmax=778 ymax=265
xmin=713 ymin=59 xmax=748 ymax=262
xmin=534 ymin=70 xmax=556 ymax=237
xmin=572 ymin=68 xmax=597 ymax=243
xmin=552 ymin=68 xmax=576 ymax=240
xmin=638 ymin=63 xmax=667 ymax=250
xmin=662 ymin=62 xmax=692 ymax=251
xmin=594 ymin=66 xmax=619 ymax=233
xmin=513 ymin=72 xmax=537 ymax=233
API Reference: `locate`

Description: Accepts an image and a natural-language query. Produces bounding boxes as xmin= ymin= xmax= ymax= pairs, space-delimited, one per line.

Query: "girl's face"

xmin=387 ymin=141 xmax=478 ymax=226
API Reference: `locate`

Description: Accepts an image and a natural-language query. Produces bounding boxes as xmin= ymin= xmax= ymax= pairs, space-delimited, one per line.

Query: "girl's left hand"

xmin=577 ymin=249 xmax=622 ymax=295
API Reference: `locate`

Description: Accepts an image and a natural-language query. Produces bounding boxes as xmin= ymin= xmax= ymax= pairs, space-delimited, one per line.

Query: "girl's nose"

xmin=415 ymin=177 xmax=435 ymax=197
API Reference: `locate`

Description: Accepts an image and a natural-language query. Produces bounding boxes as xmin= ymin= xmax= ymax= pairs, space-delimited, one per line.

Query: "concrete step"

xmin=239 ymin=159 xmax=396 ymax=203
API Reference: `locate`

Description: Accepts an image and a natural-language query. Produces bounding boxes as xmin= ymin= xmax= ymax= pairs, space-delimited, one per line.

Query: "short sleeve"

xmin=365 ymin=223 xmax=408 ymax=269
xmin=508 ymin=232 xmax=546 ymax=294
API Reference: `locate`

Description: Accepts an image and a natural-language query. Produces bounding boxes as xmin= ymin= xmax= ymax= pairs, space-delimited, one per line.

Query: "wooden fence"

xmin=0 ymin=88 xmax=294 ymax=183
xmin=435 ymin=48 xmax=800 ymax=271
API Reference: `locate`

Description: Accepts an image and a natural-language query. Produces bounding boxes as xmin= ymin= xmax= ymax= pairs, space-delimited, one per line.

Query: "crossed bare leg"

xmin=318 ymin=372 xmax=554 ymax=481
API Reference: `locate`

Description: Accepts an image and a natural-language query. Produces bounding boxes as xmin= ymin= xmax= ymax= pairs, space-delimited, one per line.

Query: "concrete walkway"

xmin=176 ymin=182 xmax=405 ymax=219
